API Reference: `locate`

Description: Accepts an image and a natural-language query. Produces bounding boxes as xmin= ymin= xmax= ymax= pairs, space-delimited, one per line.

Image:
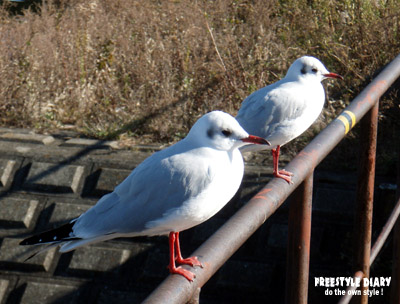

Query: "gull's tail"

xmin=20 ymin=221 xmax=78 ymax=246
xmin=20 ymin=220 xmax=80 ymax=261
xmin=20 ymin=220 xmax=118 ymax=255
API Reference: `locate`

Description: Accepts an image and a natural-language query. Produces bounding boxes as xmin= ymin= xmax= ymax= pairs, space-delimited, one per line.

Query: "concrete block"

xmin=19 ymin=281 xmax=80 ymax=304
xmin=63 ymin=138 xmax=120 ymax=150
xmin=0 ymin=159 xmax=17 ymax=190
xmin=63 ymin=138 xmax=106 ymax=147
xmin=0 ymin=132 xmax=55 ymax=145
xmin=22 ymin=162 xmax=85 ymax=194
xmin=42 ymin=136 xmax=58 ymax=146
xmin=46 ymin=202 xmax=91 ymax=226
xmin=83 ymin=167 xmax=131 ymax=197
xmin=0 ymin=198 xmax=39 ymax=229
xmin=66 ymin=246 xmax=131 ymax=274
xmin=0 ymin=279 xmax=9 ymax=304
xmin=0 ymin=238 xmax=56 ymax=272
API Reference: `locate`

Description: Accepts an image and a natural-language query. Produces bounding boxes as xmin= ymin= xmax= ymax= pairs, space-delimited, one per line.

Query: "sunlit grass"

xmin=0 ymin=0 xmax=399 ymax=146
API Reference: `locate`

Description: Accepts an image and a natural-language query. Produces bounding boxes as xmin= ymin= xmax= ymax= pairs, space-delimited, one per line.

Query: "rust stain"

xmin=297 ymin=149 xmax=319 ymax=171
xmin=354 ymin=80 xmax=386 ymax=112
xmin=302 ymin=219 xmax=312 ymax=250
xmin=201 ymin=261 xmax=211 ymax=269
xmin=253 ymin=188 xmax=272 ymax=200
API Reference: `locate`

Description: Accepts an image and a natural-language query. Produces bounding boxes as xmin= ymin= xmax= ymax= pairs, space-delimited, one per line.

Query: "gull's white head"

xmin=285 ymin=56 xmax=343 ymax=83
xmin=186 ymin=111 xmax=270 ymax=151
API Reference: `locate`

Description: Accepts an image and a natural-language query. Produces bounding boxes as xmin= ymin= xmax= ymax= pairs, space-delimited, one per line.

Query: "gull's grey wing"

xmin=72 ymin=142 xmax=213 ymax=238
xmin=237 ymin=81 xmax=307 ymax=142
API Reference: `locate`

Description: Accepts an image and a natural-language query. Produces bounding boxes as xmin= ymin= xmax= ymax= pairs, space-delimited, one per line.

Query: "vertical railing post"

xmin=285 ymin=172 xmax=313 ymax=304
xmin=352 ymin=100 xmax=379 ymax=304
xmin=391 ymin=148 xmax=400 ymax=303
xmin=187 ymin=287 xmax=201 ymax=304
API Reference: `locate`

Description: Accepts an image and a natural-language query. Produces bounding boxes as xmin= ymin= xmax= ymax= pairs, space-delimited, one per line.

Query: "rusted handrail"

xmin=352 ymin=98 xmax=379 ymax=304
xmin=143 ymin=54 xmax=400 ymax=304
xmin=285 ymin=173 xmax=313 ymax=303
xmin=339 ymin=193 xmax=400 ymax=304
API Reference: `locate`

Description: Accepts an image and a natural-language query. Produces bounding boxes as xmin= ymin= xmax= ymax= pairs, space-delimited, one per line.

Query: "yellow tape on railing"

xmin=337 ymin=110 xmax=356 ymax=134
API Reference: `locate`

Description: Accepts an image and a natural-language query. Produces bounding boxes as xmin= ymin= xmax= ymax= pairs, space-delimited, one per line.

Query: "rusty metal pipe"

xmin=187 ymin=287 xmax=201 ymax=304
xmin=352 ymin=100 xmax=379 ymax=304
xmin=143 ymin=54 xmax=400 ymax=304
xmin=338 ymin=194 xmax=400 ymax=304
xmin=285 ymin=173 xmax=313 ymax=304
xmin=371 ymin=194 xmax=400 ymax=264
xmin=334 ymin=120 xmax=397 ymax=304
xmin=338 ymin=271 xmax=365 ymax=304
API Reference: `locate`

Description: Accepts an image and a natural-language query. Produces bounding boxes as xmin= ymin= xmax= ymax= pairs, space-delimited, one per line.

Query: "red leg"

xmin=167 ymin=232 xmax=197 ymax=281
xmin=272 ymin=145 xmax=293 ymax=184
xmin=174 ymin=232 xmax=202 ymax=267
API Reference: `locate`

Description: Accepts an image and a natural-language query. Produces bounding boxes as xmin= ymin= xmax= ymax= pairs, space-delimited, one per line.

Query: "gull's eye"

xmin=221 ymin=129 xmax=232 ymax=137
xmin=311 ymin=68 xmax=318 ymax=73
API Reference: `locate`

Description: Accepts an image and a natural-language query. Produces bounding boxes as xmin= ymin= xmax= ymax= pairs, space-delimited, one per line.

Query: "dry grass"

xmin=0 ymin=0 xmax=399 ymax=147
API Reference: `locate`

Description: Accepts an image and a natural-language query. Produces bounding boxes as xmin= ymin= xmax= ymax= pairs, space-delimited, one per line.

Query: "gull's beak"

xmin=241 ymin=135 xmax=271 ymax=146
xmin=323 ymin=72 xmax=343 ymax=80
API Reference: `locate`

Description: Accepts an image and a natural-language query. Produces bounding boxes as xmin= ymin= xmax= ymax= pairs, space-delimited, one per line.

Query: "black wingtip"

xmin=20 ymin=221 xmax=76 ymax=246
xmin=19 ymin=238 xmax=33 ymax=246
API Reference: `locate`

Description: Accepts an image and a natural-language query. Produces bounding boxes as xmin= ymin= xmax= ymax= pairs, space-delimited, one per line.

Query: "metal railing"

xmin=143 ymin=54 xmax=400 ymax=304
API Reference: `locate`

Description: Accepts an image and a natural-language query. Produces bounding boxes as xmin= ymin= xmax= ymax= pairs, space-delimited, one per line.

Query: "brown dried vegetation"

xmin=0 ymin=0 xmax=399 ymax=146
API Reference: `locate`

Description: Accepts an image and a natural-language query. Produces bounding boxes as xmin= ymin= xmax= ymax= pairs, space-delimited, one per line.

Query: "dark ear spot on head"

xmin=301 ymin=65 xmax=307 ymax=74
xmin=207 ymin=128 xmax=214 ymax=138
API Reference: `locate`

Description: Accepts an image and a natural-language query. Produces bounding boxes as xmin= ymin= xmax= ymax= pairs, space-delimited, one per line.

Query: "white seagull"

xmin=20 ymin=111 xmax=270 ymax=281
xmin=236 ymin=56 xmax=342 ymax=183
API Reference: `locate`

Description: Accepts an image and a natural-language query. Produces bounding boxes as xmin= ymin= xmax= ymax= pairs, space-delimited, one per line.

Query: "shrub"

xmin=0 ymin=0 xmax=399 ymax=146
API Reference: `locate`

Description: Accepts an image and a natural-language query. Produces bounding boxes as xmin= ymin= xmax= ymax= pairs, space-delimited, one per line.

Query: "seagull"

xmin=236 ymin=56 xmax=343 ymax=183
xmin=20 ymin=111 xmax=270 ymax=281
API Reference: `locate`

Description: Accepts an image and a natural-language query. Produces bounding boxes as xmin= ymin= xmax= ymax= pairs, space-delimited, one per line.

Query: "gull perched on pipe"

xmin=236 ymin=56 xmax=343 ymax=183
xmin=20 ymin=111 xmax=270 ymax=281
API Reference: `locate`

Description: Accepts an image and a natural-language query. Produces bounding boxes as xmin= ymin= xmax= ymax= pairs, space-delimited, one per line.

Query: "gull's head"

xmin=186 ymin=111 xmax=270 ymax=151
xmin=286 ymin=56 xmax=343 ymax=83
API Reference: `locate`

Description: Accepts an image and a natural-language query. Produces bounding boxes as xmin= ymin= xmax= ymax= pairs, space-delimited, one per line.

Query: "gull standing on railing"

xmin=20 ymin=111 xmax=270 ymax=281
xmin=236 ymin=56 xmax=343 ymax=183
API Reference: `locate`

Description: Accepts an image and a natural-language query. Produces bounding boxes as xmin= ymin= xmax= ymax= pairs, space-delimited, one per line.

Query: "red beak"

xmin=323 ymin=72 xmax=343 ymax=80
xmin=241 ymin=135 xmax=271 ymax=146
